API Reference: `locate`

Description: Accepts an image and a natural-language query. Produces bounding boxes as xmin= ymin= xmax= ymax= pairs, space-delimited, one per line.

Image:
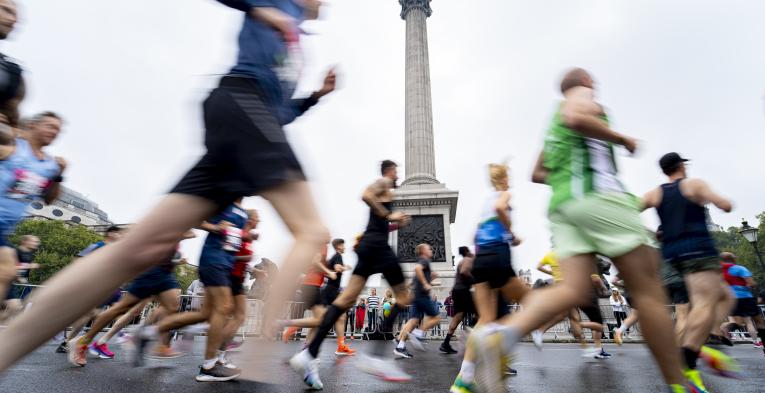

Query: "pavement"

xmin=1 ymin=338 xmax=763 ymax=392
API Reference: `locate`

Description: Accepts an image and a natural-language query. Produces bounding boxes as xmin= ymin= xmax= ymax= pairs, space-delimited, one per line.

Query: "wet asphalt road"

xmin=1 ymin=338 xmax=763 ymax=392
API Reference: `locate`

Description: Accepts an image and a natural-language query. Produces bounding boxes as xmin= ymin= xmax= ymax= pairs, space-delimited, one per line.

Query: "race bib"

xmin=274 ymin=38 xmax=304 ymax=89
xmin=222 ymin=227 xmax=243 ymax=252
xmin=7 ymin=169 xmax=50 ymax=201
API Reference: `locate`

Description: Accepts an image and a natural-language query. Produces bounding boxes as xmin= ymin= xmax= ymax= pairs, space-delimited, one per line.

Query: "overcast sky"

xmin=4 ymin=0 xmax=764 ymax=283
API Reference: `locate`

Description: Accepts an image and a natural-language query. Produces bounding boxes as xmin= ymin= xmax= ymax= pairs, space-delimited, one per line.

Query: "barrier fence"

xmin=4 ymin=283 xmax=765 ymax=343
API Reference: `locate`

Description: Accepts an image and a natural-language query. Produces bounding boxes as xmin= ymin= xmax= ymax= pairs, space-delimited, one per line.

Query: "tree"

xmin=175 ymin=263 xmax=199 ymax=293
xmin=9 ymin=219 xmax=103 ymax=284
xmin=712 ymin=212 xmax=765 ymax=285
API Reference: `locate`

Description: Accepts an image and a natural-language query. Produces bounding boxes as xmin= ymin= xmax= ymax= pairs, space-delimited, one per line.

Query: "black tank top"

xmin=363 ymin=201 xmax=392 ymax=243
xmin=656 ymin=179 xmax=717 ymax=262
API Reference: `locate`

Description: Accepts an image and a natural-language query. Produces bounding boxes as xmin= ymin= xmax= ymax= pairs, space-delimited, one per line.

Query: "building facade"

xmin=26 ymin=186 xmax=111 ymax=226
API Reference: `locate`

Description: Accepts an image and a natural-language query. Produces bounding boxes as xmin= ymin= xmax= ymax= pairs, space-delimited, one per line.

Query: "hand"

xmin=55 ymin=156 xmax=67 ymax=174
xmin=424 ymin=284 xmax=432 ymax=292
xmin=619 ymin=135 xmax=638 ymax=154
xmin=178 ymin=258 xmax=188 ymax=266
xmin=511 ymin=237 xmax=522 ymax=247
xmin=316 ymin=68 xmax=337 ymax=98
xmin=218 ymin=221 xmax=232 ymax=233
xmin=431 ymin=272 xmax=439 ymax=279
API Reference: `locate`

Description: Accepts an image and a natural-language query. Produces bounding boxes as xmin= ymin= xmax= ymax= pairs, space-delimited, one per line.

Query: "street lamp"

xmin=739 ymin=219 xmax=765 ymax=274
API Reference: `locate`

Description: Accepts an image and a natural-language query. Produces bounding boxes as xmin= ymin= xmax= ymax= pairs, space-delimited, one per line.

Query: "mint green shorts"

xmin=550 ymin=193 xmax=650 ymax=260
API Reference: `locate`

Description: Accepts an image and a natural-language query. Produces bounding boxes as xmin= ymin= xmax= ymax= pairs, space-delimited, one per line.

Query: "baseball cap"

xmin=659 ymin=152 xmax=689 ymax=172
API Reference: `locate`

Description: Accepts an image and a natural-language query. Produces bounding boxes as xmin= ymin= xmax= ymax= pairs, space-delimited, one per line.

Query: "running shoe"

xmin=614 ymin=328 xmax=623 ymax=346
xmin=473 ymin=327 xmax=507 ymax=393
xmin=668 ymin=383 xmax=689 ymax=393
xmin=754 ymin=340 xmax=763 ymax=349
xmin=505 ymin=367 xmax=518 ymax=376
xmin=439 ymin=342 xmax=458 ymax=354
xmin=531 ymin=330 xmax=543 ymax=350
xmin=147 ymin=344 xmax=184 ymax=359
xmin=282 ymin=326 xmax=299 ymax=343
xmin=594 ymin=348 xmax=612 ymax=359
xmin=450 ymin=373 xmax=476 ymax=393
xmin=581 ymin=347 xmax=600 ymax=358
xmin=356 ymin=353 xmax=412 ymax=382
xmin=218 ymin=358 xmax=239 ymax=370
xmin=55 ymin=341 xmax=68 ymax=354
xmin=195 ymin=363 xmax=241 ymax=382
xmin=684 ymin=369 xmax=709 ymax=393
xmin=289 ymin=350 xmax=323 ymax=390
xmin=67 ymin=337 xmax=88 ymax=367
xmin=115 ymin=331 xmax=130 ymax=345
xmin=408 ymin=334 xmax=425 ymax=351
xmin=699 ymin=345 xmax=742 ymax=379
xmin=334 ymin=344 xmax=356 ymax=356
xmin=393 ymin=346 xmax=413 ymax=359
xmin=89 ymin=343 xmax=115 ymax=359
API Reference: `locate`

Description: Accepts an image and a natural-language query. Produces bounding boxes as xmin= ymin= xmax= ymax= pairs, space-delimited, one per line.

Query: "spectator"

xmin=249 ymin=257 xmax=278 ymax=301
xmin=186 ymin=279 xmax=205 ymax=311
xmin=354 ymin=297 xmax=366 ymax=331
xmin=367 ymin=288 xmax=379 ymax=331
xmin=444 ymin=291 xmax=454 ymax=317
xmin=382 ymin=288 xmax=395 ymax=306
xmin=610 ymin=289 xmax=628 ymax=330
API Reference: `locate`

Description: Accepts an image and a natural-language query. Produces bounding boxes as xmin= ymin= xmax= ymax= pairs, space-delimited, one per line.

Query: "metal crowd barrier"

xmin=4 ymin=283 xmax=765 ymax=342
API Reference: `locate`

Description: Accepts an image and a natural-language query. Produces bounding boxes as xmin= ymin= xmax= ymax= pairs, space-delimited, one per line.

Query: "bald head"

xmin=720 ymin=252 xmax=737 ymax=263
xmin=560 ymin=68 xmax=593 ymax=94
xmin=0 ymin=0 xmax=17 ymax=40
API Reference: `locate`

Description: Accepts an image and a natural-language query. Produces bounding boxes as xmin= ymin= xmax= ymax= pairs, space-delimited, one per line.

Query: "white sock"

xmin=202 ymin=358 xmax=217 ymax=370
xmin=397 ymin=340 xmax=406 ymax=349
xmin=412 ymin=328 xmax=424 ymax=339
xmin=217 ymin=350 xmax=226 ymax=362
xmin=617 ymin=324 xmax=626 ymax=332
xmin=96 ymin=336 xmax=109 ymax=346
xmin=460 ymin=361 xmax=475 ymax=382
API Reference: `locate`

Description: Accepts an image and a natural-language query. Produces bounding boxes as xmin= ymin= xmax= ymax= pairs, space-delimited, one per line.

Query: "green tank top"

xmin=542 ymin=106 xmax=626 ymax=213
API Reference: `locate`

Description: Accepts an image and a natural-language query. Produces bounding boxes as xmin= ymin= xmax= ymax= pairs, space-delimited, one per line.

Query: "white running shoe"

xmin=289 ymin=350 xmax=323 ymax=390
xmin=356 ymin=353 xmax=412 ymax=382
xmin=581 ymin=347 xmax=600 ymax=358
xmin=531 ymin=330 xmax=543 ymax=350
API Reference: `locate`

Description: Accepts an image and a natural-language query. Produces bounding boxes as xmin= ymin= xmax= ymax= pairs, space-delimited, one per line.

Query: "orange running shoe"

xmin=282 ymin=326 xmax=299 ymax=343
xmin=335 ymin=343 xmax=356 ymax=356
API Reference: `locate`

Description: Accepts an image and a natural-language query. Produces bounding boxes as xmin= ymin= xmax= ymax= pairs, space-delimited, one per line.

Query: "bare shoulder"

xmin=0 ymin=145 xmax=14 ymax=160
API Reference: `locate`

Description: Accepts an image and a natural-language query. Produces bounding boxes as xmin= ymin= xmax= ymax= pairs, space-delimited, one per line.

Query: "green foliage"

xmin=9 ymin=219 xmax=102 ymax=284
xmin=712 ymin=212 xmax=765 ymax=285
xmin=175 ymin=263 xmax=199 ymax=292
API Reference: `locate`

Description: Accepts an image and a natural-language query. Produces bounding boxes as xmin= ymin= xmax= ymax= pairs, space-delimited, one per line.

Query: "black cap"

xmin=659 ymin=152 xmax=689 ymax=173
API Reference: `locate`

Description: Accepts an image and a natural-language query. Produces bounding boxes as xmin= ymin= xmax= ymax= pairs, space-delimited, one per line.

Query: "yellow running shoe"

xmin=684 ymin=369 xmax=709 ymax=393
xmin=699 ymin=345 xmax=742 ymax=379
xmin=450 ymin=373 xmax=476 ymax=393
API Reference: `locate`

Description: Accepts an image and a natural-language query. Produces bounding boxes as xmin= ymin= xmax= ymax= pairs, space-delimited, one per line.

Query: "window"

xmin=52 ymin=209 xmax=64 ymax=217
xmin=30 ymin=202 xmax=43 ymax=210
xmin=71 ymin=216 xmax=82 ymax=223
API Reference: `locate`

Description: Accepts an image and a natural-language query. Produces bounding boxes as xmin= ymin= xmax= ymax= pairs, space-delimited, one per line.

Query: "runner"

xmin=0 ymin=0 xmax=336 ymax=372
xmin=450 ymin=162 xmax=530 ymax=393
xmin=69 ymin=233 xmax=194 ymax=366
xmin=720 ymin=252 xmax=765 ymax=355
xmin=289 ymin=160 xmax=412 ymax=389
xmin=534 ymin=250 xmax=612 ymax=359
xmin=134 ymin=201 xmax=250 ymax=381
xmin=0 ymin=112 xmax=64 ymax=306
xmin=469 ymin=69 xmax=688 ymax=393
xmin=439 ymin=246 xmax=475 ymax=355
xmin=642 ymin=152 xmax=740 ymax=390
xmin=394 ymin=243 xmax=442 ymax=359
xmin=0 ymin=0 xmax=23 ymax=129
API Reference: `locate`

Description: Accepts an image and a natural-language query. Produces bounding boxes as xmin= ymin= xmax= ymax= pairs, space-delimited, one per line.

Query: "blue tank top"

xmin=475 ymin=191 xmax=513 ymax=247
xmin=656 ymin=179 xmax=718 ymax=262
xmin=0 ymin=138 xmax=60 ymax=227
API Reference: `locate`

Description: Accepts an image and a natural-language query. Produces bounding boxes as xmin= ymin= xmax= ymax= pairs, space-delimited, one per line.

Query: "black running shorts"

xmin=665 ymin=281 xmax=689 ymax=305
xmin=171 ymin=76 xmax=306 ymax=209
xmin=578 ymin=296 xmax=604 ymax=325
xmin=732 ymin=297 xmax=760 ymax=317
xmin=321 ymin=285 xmax=340 ymax=306
xmin=300 ymin=284 xmax=321 ymax=309
xmin=471 ymin=243 xmax=515 ymax=289
xmin=452 ymin=288 xmax=475 ymax=314
xmin=352 ymin=240 xmax=405 ymax=287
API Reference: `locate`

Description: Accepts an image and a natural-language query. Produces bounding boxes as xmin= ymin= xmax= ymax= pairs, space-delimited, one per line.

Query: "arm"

xmin=640 ymin=187 xmax=661 ymax=212
xmin=560 ymin=87 xmax=636 ymax=153
xmin=458 ymin=257 xmax=474 ymax=277
xmin=199 ymin=220 xmax=229 ymax=234
xmin=686 ymin=179 xmax=733 ymax=212
xmin=531 ymin=150 xmax=549 ymax=184
xmin=362 ymin=178 xmax=409 ymax=225
xmin=414 ymin=264 xmax=432 ymax=291
xmin=494 ymin=191 xmax=514 ymax=236
xmin=287 ymin=69 xmax=336 ymax=119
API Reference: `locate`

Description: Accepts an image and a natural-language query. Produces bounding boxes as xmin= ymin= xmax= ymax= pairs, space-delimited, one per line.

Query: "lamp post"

xmin=739 ymin=219 xmax=765 ymax=274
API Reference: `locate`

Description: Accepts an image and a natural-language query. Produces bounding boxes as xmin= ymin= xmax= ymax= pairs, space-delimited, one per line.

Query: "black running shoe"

xmin=393 ymin=346 xmax=413 ymax=359
xmin=55 ymin=342 xmax=68 ymax=353
xmin=439 ymin=343 xmax=458 ymax=354
xmin=505 ymin=367 xmax=518 ymax=376
xmin=196 ymin=363 xmax=241 ymax=382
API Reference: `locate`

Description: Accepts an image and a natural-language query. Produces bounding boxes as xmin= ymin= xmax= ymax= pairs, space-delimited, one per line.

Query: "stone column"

xmin=401 ymin=0 xmax=438 ymax=185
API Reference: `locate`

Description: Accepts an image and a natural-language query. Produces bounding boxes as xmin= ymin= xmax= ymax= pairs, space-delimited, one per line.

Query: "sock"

xmin=337 ymin=336 xmax=345 ymax=346
xmin=682 ymin=347 xmax=699 ymax=370
xmin=216 ymin=350 xmax=226 ymax=362
xmin=443 ymin=333 xmax=453 ymax=345
xmin=412 ymin=328 xmax=424 ymax=339
xmin=617 ymin=324 xmax=626 ymax=332
xmin=202 ymin=358 xmax=217 ymax=370
xmin=308 ymin=305 xmax=345 ymax=358
xmin=96 ymin=336 xmax=109 ymax=346
xmin=460 ymin=361 xmax=475 ymax=382
xmin=397 ymin=340 xmax=406 ymax=349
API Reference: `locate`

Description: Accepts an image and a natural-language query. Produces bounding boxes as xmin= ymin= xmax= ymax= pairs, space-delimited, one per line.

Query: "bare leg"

xmin=197 ymin=286 xmax=233 ymax=360
xmin=674 ymin=304 xmax=690 ymax=343
xmin=0 ymin=194 xmax=217 ymax=371
xmin=68 ymin=309 xmax=100 ymax=340
xmin=259 ymin=182 xmax=330 ymax=336
xmin=614 ymin=245 xmax=684 ymax=385
xmin=220 ymin=294 xmax=248 ymax=347
xmin=82 ymin=294 xmax=142 ymax=343
xmin=461 ymin=283 xmax=498 ymax=365
xmin=682 ymin=270 xmax=725 ymax=351
xmin=397 ymin=318 xmax=421 ymax=343
xmin=712 ymin=284 xmax=735 ymax=337
xmin=99 ymin=298 xmax=153 ymax=344
xmin=0 ymin=247 xmax=18 ymax=305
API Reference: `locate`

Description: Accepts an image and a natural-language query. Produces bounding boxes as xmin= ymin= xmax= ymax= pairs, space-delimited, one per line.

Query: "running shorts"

xmin=412 ymin=295 xmax=440 ymax=318
xmin=578 ymin=296 xmax=604 ymax=325
xmin=671 ymin=256 xmax=721 ymax=276
xmin=199 ymin=262 xmax=233 ymax=288
xmin=321 ymin=284 xmax=340 ymax=306
xmin=170 ymin=76 xmax=307 ymax=209
xmin=472 ymin=242 xmax=515 ymax=289
xmin=549 ymin=192 xmax=649 ymax=259
xmin=353 ymin=240 xmax=405 ymax=287
xmin=127 ymin=272 xmax=180 ymax=300
xmin=452 ymin=288 xmax=475 ymax=314
xmin=732 ymin=297 xmax=760 ymax=317
xmin=665 ymin=281 xmax=690 ymax=305
xmin=230 ymin=274 xmax=245 ymax=297
xmin=300 ymin=284 xmax=321 ymax=309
